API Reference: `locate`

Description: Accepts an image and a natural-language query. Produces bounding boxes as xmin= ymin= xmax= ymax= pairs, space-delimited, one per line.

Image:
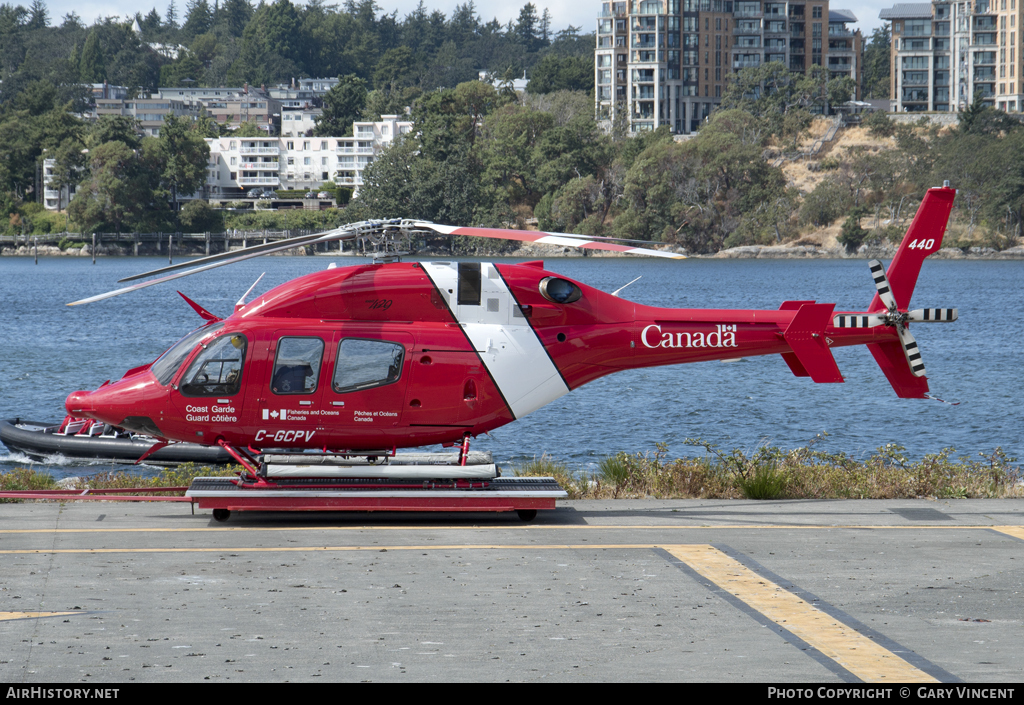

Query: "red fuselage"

xmin=66 ymin=259 xmax=898 ymax=452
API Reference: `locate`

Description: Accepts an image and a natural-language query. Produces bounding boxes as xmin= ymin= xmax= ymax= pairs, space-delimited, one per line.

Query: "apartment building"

xmin=882 ymin=0 xmax=1021 ymax=112
xmin=157 ymin=86 xmax=282 ymax=133
xmin=202 ymin=115 xmax=414 ymax=200
xmin=269 ymin=77 xmax=341 ymax=108
xmin=280 ymin=107 xmax=323 ymax=137
xmin=596 ymin=0 xmax=863 ymax=134
xmin=94 ymin=97 xmax=197 ymax=137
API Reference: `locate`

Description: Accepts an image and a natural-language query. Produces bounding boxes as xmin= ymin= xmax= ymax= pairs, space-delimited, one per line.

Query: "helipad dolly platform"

xmin=185 ymin=476 xmax=567 ymax=522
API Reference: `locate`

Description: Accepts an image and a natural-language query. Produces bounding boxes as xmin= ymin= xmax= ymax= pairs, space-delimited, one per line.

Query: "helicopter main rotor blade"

xmin=410 ymin=222 xmax=686 ymax=260
xmin=67 ymin=224 xmax=377 ymax=306
xmin=116 ymin=225 xmax=362 ymax=283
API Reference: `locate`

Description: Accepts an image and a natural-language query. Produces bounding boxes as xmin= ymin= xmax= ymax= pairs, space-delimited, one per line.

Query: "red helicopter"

xmin=63 ymin=185 xmax=958 ymax=509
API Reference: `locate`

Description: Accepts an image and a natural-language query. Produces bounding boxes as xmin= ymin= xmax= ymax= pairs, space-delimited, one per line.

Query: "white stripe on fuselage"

xmin=421 ymin=262 xmax=569 ymax=420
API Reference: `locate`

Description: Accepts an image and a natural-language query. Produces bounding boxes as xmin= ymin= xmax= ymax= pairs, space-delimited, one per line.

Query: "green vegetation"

xmin=513 ymin=440 xmax=1022 ymax=501
xmin=0 ymin=5 xmax=1019 ymax=252
xmin=0 ymin=462 xmax=241 ymax=502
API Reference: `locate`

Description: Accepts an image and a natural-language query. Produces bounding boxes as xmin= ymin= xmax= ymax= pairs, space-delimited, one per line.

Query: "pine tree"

xmin=78 ymin=31 xmax=106 ymax=83
xmin=27 ymin=0 xmax=48 ymax=29
xmin=166 ymin=0 xmax=179 ymax=28
xmin=181 ymin=0 xmax=213 ymax=39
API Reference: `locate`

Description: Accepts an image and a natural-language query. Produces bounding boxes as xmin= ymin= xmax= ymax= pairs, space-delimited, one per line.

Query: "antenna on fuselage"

xmin=235 ymin=273 xmax=265 ymax=312
xmin=610 ymin=276 xmax=642 ymax=298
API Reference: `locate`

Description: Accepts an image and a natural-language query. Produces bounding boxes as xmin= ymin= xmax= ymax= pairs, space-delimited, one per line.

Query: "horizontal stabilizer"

xmin=783 ymin=303 xmax=843 ymax=383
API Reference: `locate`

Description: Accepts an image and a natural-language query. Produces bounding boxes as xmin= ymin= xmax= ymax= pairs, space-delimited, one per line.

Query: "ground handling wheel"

xmin=516 ymin=509 xmax=538 ymax=522
xmin=212 ymin=508 xmax=231 ymax=522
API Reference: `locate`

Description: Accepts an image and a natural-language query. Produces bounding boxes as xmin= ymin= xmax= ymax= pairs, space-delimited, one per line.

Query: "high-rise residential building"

xmin=595 ymin=0 xmax=863 ymax=134
xmin=882 ymin=0 xmax=1021 ymax=113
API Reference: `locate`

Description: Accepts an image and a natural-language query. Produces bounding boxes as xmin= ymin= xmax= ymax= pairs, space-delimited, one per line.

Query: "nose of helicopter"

xmin=66 ymin=380 xmax=167 ymax=439
xmin=65 ymin=390 xmax=96 ymax=417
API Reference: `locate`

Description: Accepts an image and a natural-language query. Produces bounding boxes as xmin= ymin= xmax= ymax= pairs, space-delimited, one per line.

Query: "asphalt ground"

xmin=0 ymin=498 xmax=1022 ymax=684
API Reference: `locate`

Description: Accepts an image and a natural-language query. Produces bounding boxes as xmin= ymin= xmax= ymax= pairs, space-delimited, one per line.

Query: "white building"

xmin=280 ymin=106 xmax=322 ymax=137
xmin=203 ymin=115 xmax=413 ymax=199
xmin=42 ymin=158 xmax=77 ymax=211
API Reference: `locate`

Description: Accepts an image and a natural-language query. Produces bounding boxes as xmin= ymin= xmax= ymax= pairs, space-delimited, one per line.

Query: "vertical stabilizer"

xmin=867 ymin=186 xmax=956 ymax=313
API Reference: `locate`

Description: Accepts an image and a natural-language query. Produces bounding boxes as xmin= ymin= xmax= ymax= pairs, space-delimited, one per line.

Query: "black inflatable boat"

xmin=0 ymin=418 xmax=233 ymax=465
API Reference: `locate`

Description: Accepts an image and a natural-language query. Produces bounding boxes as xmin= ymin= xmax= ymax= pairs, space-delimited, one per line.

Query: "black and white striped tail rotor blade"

xmin=868 ymin=259 xmax=897 ymax=312
xmin=907 ymin=308 xmax=958 ymax=322
xmin=833 ymin=314 xmax=887 ymax=328
xmin=897 ymin=325 xmax=927 ymax=378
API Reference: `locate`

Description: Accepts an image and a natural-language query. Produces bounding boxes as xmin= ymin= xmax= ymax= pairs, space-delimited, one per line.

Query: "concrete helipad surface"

xmin=0 ymin=499 xmax=1022 ymax=682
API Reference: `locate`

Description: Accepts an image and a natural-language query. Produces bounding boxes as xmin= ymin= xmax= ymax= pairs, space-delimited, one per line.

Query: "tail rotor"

xmin=834 ymin=259 xmax=958 ymax=378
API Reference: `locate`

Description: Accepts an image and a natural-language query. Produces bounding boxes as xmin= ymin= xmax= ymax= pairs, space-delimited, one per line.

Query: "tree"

xmin=181 ymin=0 xmax=213 ymax=40
xmin=217 ymin=0 xmax=252 ymax=37
xmin=68 ymin=141 xmax=153 ymax=234
xmin=78 ymin=31 xmax=105 ymax=82
xmin=88 ymin=115 xmax=142 ymax=150
xmin=515 ymin=3 xmax=541 ymax=50
xmin=527 ymin=54 xmax=593 ymax=94
xmin=475 ymin=104 xmax=554 ymax=206
xmin=862 ymin=24 xmax=891 ymax=99
xmin=179 ymin=198 xmax=223 ymax=231
xmin=314 ymin=75 xmax=368 ymax=137
xmin=155 ymin=113 xmax=210 ymax=211
xmin=165 ymin=0 xmax=179 ymax=28
xmin=27 ymin=0 xmax=48 ymax=29
xmin=232 ymin=121 xmax=266 ymax=136
xmin=372 ymin=46 xmax=414 ymax=91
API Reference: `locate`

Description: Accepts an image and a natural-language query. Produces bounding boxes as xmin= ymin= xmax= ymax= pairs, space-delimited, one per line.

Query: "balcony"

xmin=733 ymin=25 xmax=763 ymax=35
xmin=733 ymin=58 xmax=762 ymax=68
xmin=733 ymin=9 xmax=763 ymax=18
xmin=238 ymin=176 xmax=281 ymax=185
xmin=901 ymin=90 xmax=929 ymax=102
xmin=240 ymin=146 xmax=280 ymax=155
xmin=239 ymin=161 xmax=279 ymax=170
xmin=828 ymin=29 xmax=853 ymax=38
xmin=336 ymin=145 xmax=375 ymax=155
xmin=335 ymin=176 xmax=364 ymax=186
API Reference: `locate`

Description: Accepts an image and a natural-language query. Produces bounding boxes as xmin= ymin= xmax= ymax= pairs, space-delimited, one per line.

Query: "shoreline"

xmin=5 ymin=241 xmax=1024 ymax=260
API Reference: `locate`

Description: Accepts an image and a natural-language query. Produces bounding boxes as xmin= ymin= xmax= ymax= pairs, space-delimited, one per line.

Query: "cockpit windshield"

xmin=151 ymin=322 xmax=225 ymax=386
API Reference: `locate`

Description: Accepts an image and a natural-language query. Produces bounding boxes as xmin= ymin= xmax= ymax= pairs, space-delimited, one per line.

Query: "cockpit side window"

xmin=179 ymin=333 xmax=248 ymax=397
xmin=151 ymin=322 xmax=225 ymax=386
xmin=272 ymin=337 xmax=325 ymax=395
xmin=333 ymin=338 xmax=404 ymax=393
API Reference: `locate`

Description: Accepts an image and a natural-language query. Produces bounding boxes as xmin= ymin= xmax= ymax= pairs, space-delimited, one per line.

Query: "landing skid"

xmin=186 ymin=441 xmax=566 ymax=522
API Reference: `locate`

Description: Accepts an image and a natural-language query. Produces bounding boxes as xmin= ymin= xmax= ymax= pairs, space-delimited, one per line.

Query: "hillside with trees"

xmin=1 ymin=3 xmax=1020 ymax=256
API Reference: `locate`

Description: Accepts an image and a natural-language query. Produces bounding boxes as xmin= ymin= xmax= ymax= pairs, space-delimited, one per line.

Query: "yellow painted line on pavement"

xmin=663 ymin=544 xmax=938 ymax=683
xmin=0 ymin=544 xmax=655 ymax=555
xmin=0 ymin=524 xmax=1014 ymax=535
xmin=0 ymin=612 xmax=79 ymax=621
xmin=992 ymin=526 xmax=1024 ymax=541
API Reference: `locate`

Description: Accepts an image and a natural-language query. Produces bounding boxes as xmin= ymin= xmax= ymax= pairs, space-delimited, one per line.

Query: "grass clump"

xmin=527 ymin=437 xmax=1022 ymax=501
xmin=0 ymin=463 xmax=241 ymax=501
